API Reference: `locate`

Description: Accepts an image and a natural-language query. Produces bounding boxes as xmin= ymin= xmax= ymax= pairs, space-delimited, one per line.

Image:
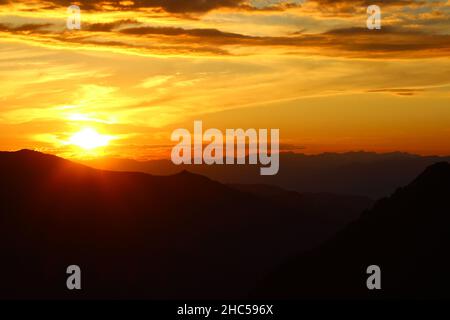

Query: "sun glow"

xmin=69 ymin=128 xmax=112 ymax=150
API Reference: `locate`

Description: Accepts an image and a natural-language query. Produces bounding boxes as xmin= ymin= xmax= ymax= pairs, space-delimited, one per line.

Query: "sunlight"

xmin=69 ymin=128 xmax=112 ymax=150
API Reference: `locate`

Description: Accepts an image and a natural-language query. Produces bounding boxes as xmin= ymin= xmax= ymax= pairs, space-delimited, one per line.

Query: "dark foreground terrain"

xmin=256 ymin=161 xmax=450 ymax=299
xmin=1 ymin=150 xmax=449 ymax=299
xmin=0 ymin=150 xmax=370 ymax=299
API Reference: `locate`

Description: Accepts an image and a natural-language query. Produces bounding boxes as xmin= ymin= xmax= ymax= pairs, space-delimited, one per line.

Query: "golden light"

xmin=69 ymin=128 xmax=112 ymax=150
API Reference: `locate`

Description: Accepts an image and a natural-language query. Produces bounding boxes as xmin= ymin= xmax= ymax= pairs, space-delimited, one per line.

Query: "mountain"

xmin=0 ymin=150 xmax=372 ymax=299
xmin=81 ymin=152 xmax=450 ymax=198
xmin=256 ymin=161 xmax=450 ymax=299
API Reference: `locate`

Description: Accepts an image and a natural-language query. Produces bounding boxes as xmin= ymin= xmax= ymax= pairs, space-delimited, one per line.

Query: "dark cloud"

xmin=53 ymin=32 xmax=231 ymax=56
xmin=367 ymin=88 xmax=426 ymax=96
xmin=86 ymin=19 xmax=139 ymax=32
xmin=116 ymin=25 xmax=450 ymax=58
xmin=1 ymin=0 xmax=305 ymax=13
xmin=2 ymin=21 xmax=449 ymax=58
xmin=313 ymin=0 xmax=422 ymax=5
xmin=0 ymin=23 xmax=52 ymax=32
xmin=323 ymin=27 xmax=450 ymax=56
xmin=311 ymin=0 xmax=426 ymax=10
xmin=307 ymin=0 xmax=430 ymax=17
xmin=1 ymin=0 xmax=442 ymax=16
xmin=21 ymin=0 xmax=246 ymax=13
xmin=120 ymin=26 xmax=250 ymax=39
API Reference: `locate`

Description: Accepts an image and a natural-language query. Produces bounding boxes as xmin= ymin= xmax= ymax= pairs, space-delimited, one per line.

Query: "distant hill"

xmin=256 ymin=161 xmax=450 ymax=299
xmin=81 ymin=152 xmax=450 ymax=198
xmin=0 ymin=150 xmax=372 ymax=299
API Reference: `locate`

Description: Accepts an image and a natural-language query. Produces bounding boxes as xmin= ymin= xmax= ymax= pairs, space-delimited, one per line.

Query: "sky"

xmin=0 ymin=0 xmax=449 ymax=159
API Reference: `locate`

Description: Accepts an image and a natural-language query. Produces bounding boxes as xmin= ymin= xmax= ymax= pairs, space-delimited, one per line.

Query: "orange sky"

xmin=0 ymin=0 xmax=449 ymax=159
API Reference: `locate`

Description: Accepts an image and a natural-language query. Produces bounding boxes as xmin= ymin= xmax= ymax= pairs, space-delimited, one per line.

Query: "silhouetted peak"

xmin=421 ymin=161 xmax=450 ymax=172
xmin=410 ymin=161 xmax=450 ymax=187
xmin=175 ymin=169 xmax=210 ymax=178
xmin=10 ymin=149 xmax=57 ymax=159
xmin=16 ymin=149 xmax=41 ymax=154
xmin=174 ymin=169 xmax=215 ymax=183
xmin=1 ymin=149 xmax=67 ymax=163
xmin=0 ymin=149 xmax=42 ymax=157
xmin=1 ymin=149 xmax=48 ymax=160
xmin=0 ymin=149 xmax=98 ymax=178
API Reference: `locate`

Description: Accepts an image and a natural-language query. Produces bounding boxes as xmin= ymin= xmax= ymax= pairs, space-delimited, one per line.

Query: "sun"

xmin=69 ymin=128 xmax=112 ymax=150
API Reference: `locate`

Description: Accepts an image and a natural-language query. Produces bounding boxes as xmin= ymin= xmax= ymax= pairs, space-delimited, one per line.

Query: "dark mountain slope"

xmin=256 ymin=162 xmax=450 ymax=299
xmin=0 ymin=150 xmax=372 ymax=299
xmin=82 ymin=152 xmax=450 ymax=198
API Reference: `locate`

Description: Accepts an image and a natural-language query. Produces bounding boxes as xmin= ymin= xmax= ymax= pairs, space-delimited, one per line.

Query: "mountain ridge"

xmin=256 ymin=160 xmax=450 ymax=299
xmin=79 ymin=151 xmax=450 ymax=198
xmin=0 ymin=149 xmax=373 ymax=299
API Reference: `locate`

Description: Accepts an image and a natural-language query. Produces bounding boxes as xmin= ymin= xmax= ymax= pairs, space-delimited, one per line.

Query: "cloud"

xmin=0 ymin=23 xmax=53 ymax=32
xmin=312 ymin=0 xmax=422 ymax=6
xmin=85 ymin=19 xmax=139 ymax=32
xmin=119 ymin=25 xmax=250 ymax=38
xmin=111 ymin=25 xmax=450 ymax=58
xmin=14 ymin=0 xmax=247 ymax=13
xmin=308 ymin=0 xmax=427 ymax=14
xmin=367 ymin=88 xmax=426 ymax=96
xmin=1 ymin=0 xmax=311 ymax=14
xmin=2 ymin=19 xmax=449 ymax=58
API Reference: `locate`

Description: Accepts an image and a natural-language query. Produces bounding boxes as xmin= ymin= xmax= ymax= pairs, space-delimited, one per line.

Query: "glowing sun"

xmin=69 ymin=128 xmax=112 ymax=150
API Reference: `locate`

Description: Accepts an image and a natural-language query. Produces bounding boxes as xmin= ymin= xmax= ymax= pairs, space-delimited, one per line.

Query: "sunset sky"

xmin=0 ymin=0 xmax=449 ymax=159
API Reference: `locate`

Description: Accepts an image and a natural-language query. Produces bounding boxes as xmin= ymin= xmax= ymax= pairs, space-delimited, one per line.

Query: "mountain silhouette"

xmin=0 ymin=150 xmax=372 ymax=299
xmin=81 ymin=152 xmax=450 ymax=198
xmin=256 ymin=161 xmax=450 ymax=299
